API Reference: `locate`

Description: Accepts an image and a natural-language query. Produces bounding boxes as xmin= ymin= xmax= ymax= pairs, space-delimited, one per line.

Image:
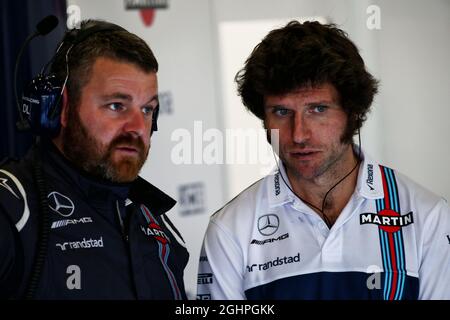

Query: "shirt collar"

xmin=129 ymin=177 xmax=176 ymax=215
xmin=355 ymin=148 xmax=384 ymax=199
xmin=267 ymin=161 xmax=296 ymax=208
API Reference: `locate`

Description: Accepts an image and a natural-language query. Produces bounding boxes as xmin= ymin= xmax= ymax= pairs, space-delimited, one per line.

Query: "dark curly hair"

xmin=50 ymin=19 xmax=158 ymax=109
xmin=235 ymin=20 xmax=378 ymax=143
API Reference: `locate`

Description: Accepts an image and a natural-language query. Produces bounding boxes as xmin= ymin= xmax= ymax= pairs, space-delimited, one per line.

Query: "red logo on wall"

xmin=140 ymin=9 xmax=155 ymax=27
xmin=124 ymin=0 xmax=169 ymax=27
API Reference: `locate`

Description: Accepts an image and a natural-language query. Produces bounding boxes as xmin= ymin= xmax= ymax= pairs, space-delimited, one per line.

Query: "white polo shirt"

xmin=197 ymin=151 xmax=450 ymax=300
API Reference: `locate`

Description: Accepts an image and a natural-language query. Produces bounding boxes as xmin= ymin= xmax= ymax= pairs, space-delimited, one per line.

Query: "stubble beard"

xmin=282 ymin=138 xmax=353 ymax=184
xmin=61 ymin=106 xmax=149 ymax=183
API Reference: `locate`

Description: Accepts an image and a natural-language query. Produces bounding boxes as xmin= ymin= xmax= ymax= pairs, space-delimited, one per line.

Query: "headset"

xmin=17 ymin=16 xmax=159 ymax=138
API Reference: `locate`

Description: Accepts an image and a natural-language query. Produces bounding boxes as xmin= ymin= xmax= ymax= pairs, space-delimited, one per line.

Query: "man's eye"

xmin=108 ymin=103 xmax=124 ymax=112
xmin=313 ymin=105 xmax=328 ymax=113
xmin=274 ymin=108 xmax=290 ymax=116
xmin=142 ymin=106 xmax=154 ymax=116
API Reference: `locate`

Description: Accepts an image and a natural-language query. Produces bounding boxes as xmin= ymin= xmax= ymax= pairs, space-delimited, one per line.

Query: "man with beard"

xmin=197 ymin=21 xmax=450 ymax=300
xmin=0 ymin=20 xmax=188 ymax=299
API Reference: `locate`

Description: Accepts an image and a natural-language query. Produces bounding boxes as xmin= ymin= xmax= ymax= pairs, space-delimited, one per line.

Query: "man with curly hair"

xmin=197 ymin=21 xmax=450 ymax=300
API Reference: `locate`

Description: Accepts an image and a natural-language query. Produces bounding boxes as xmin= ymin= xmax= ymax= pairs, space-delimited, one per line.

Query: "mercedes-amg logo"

xmin=48 ymin=191 xmax=75 ymax=217
xmin=257 ymin=214 xmax=279 ymax=236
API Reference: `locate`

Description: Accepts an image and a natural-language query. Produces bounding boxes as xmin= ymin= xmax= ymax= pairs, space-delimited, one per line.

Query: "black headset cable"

xmin=25 ymin=138 xmax=51 ymax=299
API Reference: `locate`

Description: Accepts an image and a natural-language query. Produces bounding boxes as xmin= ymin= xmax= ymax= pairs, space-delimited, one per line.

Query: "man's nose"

xmin=124 ymin=108 xmax=147 ymax=138
xmin=292 ymin=113 xmax=311 ymax=144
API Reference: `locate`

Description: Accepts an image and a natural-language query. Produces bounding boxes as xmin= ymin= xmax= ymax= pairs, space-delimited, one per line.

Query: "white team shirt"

xmin=197 ymin=150 xmax=450 ymax=300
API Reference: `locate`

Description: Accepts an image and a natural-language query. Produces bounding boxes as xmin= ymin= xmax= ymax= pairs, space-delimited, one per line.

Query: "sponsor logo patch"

xmin=197 ymin=273 xmax=213 ymax=285
xmin=48 ymin=192 xmax=75 ymax=217
xmin=55 ymin=237 xmax=104 ymax=251
xmin=51 ymin=217 xmax=93 ymax=229
xmin=0 ymin=177 xmax=20 ymax=199
xmin=258 ymin=214 xmax=280 ymax=236
xmin=274 ymin=173 xmax=280 ymax=196
xmin=251 ymin=233 xmax=289 ymax=245
xmin=140 ymin=224 xmax=171 ymax=244
xmin=366 ymin=164 xmax=375 ymax=191
xmin=360 ymin=210 xmax=414 ymax=232
xmin=246 ymin=253 xmax=301 ymax=273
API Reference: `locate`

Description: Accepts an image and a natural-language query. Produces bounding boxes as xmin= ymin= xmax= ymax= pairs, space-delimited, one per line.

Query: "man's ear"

xmin=60 ymin=89 xmax=69 ymax=128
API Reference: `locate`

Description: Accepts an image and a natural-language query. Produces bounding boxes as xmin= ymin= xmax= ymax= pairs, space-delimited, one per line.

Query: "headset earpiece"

xmin=22 ymin=73 xmax=62 ymax=137
xmin=151 ymin=105 xmax=159 ymax=135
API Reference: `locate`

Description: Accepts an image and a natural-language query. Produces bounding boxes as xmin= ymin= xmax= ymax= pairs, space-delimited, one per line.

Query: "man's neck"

xmin=287 ymin=146 xmax=360 ymax=226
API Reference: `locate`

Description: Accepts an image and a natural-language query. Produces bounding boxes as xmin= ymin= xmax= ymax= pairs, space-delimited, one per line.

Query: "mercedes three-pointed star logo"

xmin=257 ymin=214 xmax=280 ymax=236
xmin=48 ymin=191 xmax=75 ymax=217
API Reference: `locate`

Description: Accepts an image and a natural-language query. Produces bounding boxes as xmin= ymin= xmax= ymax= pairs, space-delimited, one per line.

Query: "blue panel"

xmin=244 ymin=271 xmax=419 ymax=300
